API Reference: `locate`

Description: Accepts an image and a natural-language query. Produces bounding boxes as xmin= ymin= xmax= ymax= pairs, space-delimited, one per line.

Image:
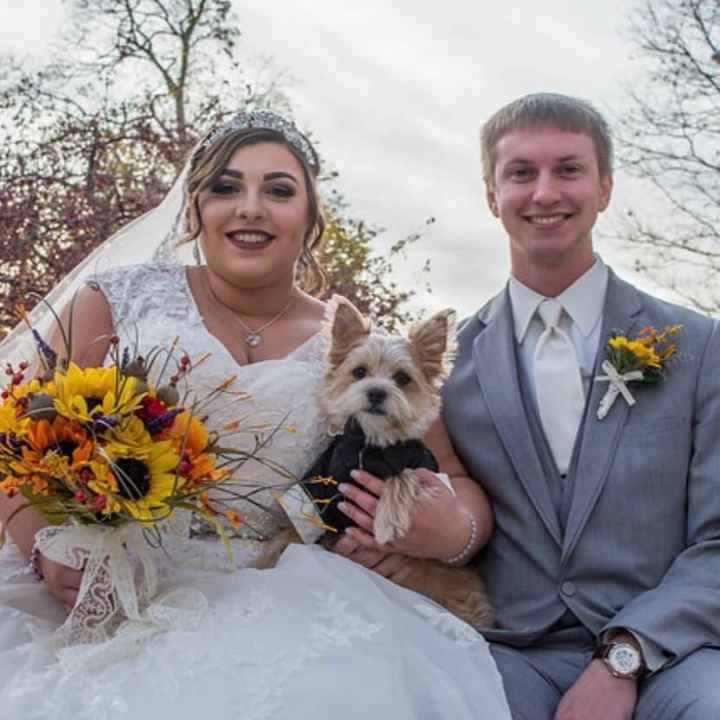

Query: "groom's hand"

xmin=554 ymin=660 xmax=637 ymax=720
xmin=330 ymin=532 xmax=389 ymax=571
xmin=330 ymin=534 xmax=416 ymax=584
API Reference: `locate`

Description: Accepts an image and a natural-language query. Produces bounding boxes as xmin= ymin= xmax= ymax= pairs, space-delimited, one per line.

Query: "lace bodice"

xmin=94 ymin=263 xmax=330 ymax=569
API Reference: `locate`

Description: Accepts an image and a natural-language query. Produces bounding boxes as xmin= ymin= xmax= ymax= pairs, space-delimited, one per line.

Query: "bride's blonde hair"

xmin=181 ymin=125 xmax=327 ymax=297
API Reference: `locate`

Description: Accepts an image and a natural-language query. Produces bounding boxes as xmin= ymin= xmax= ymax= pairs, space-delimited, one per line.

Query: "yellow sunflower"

xmin=53 ymin=363 xmax=144 ymax=422
xmin=0 ymin=378 xmax=59 ymax=439
xmin=89 ymin=432 xmax=181 ymax=523
xmin=6 ymin=416 xmax=93 ymax=491
xmin=0 ymin=400 xmax=22 ymax=436
xmin=107 ymin=415 xmax=157 ymax=453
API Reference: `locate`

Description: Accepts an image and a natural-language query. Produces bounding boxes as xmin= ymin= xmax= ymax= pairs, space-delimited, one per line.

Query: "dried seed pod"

xmin=27 ymin=393 xmax=57 ymax=421
xmin=156 ymin=384 xmax=180 ymax=407
xmin=123 ymin=357 xmax=147 ymax=379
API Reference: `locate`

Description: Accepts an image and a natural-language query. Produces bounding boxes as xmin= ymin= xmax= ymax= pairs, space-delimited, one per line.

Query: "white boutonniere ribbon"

xmin=594 ymin=324 xmax=682 ymax=421
xmin=595 ymin=360 xmax=644 ymax=420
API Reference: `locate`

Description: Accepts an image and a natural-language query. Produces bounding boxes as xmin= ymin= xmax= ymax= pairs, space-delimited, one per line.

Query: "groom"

xmin=337 ymin=93 xmax=720 ymax=719
xmin=440 ymin=93 xmax=720 ymax=719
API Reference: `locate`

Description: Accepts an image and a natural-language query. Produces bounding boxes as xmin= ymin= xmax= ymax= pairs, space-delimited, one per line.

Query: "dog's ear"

xmin=324 ymin=295 xmax=371 ymax=368
xmin=408 ymin=308 xmax=457 ymax=382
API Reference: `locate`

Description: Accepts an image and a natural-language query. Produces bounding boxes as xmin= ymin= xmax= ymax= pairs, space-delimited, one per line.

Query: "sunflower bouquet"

xmin=595 ymin=324 xmax=682 ymax=420
xmin=0 ymin=309 xmax=293 ymax=646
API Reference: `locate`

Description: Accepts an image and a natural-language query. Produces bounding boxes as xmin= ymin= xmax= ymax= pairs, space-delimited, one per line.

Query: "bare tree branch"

xmin=615 ymin=0 xmax=720 ymax=313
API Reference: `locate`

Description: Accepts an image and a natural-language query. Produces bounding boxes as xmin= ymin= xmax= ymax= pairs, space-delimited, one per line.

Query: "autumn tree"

xmin=616 ymin=0 xmax=720 ymax=312
xmin=0 ymin=0 xmax=421 ymax=337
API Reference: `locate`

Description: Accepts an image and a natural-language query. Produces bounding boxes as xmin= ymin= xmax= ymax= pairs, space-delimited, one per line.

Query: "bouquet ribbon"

xmin=35 ymin=522 xmax=208 ymax=650
xmin=594 ymin=360 xmax=644 ymax=420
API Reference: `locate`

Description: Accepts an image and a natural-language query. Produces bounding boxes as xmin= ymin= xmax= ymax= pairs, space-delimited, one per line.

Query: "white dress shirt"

xmin=509 ymin=257 xmax=607 ymax=410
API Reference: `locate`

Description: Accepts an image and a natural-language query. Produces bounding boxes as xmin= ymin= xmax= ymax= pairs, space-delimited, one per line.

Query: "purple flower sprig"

xmin=32 ymin=329 xmax=57 ymax=366
xmin=147 ymin=409 xmax=182 ymax=434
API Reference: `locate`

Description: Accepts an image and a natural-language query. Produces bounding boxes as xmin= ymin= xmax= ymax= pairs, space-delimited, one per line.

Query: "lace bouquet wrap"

xmin=0 ymin=312 xmax=283 ymax=648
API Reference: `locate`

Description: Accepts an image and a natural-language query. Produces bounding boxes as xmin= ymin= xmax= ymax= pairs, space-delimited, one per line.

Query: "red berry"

xmin=110 ymin=335 xmax=120 ymax=345
xmin=4 ymin=368 xmax=13 ymax=376
xmin=79 ymin=468 xmax=93 ymax=484
xmin=180 ymin=356 xmax=190 ymax=367
xmin=18 ymin=361 xmax=29 ymax=371
xmin=177 ymin=460 xmax=192 ymax=476
xmin=1 ymin=390 xmax=9 ymax=400
xmin=95 ymin=495 xmax=107 ymax=510
xmin=74 ymin=490 xmax=87 ymax=503
xmin=12 ymin=374 xmax=23 ymax=386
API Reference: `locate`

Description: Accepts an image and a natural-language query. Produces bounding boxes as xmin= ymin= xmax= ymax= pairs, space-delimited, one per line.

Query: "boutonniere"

xmin=595 ymin=324 xmax=682 ymax=420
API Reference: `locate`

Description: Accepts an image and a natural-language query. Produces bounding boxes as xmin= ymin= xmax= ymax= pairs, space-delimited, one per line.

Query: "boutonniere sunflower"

xmin=595 ymin=324 xmax=682 ymax=420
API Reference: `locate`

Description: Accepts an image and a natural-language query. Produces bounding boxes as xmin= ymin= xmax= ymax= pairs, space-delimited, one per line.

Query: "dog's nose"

xmin=366 ymin=388 xmax=387 ymax=405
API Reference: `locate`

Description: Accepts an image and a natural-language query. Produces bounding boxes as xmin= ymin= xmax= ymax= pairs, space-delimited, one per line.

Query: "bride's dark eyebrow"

xmin=219 ymin=169 xmax=299 ymax=184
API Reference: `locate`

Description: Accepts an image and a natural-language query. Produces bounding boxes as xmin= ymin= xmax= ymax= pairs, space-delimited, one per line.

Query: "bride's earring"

xmin=193 ymin=239 xmax=202 ymax=266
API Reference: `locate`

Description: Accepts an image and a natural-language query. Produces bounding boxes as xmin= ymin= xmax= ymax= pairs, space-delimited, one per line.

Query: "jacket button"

xmin=561 ymin=581 xmax=576 ymax=597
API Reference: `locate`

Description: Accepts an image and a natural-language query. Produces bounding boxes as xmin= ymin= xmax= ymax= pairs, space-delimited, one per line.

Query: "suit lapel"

xmin=473 ymin=288 xmax=563 ymax=546
xmin=561 ymin=271 xmax=644 ymax=564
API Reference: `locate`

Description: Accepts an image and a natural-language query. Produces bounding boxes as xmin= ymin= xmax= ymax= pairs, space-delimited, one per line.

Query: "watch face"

xmin=607 ymin=644 xmax=641 ymax=676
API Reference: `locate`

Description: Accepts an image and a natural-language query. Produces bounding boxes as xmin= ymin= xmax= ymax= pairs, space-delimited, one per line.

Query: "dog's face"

xmin=320 ymin=296 xmax=456 ymax=446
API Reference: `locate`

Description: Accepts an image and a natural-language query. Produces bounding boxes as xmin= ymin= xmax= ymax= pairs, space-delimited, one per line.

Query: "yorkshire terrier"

xmin=272 ymin=295 xmax=493 ymax=629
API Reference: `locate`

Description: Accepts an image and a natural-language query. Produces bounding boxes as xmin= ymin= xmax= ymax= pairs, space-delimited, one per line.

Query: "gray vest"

xmin=516 ymin=347 xmax=593 ymax=635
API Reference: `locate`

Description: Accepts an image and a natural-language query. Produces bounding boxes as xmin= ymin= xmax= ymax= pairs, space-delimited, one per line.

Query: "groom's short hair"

xmin=480 ymin=92 xmax=614 ymax=187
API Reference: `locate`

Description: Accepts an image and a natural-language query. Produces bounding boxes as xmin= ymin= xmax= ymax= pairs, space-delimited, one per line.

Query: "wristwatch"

xmin=593 ymin=641 xmax=646 ymax=680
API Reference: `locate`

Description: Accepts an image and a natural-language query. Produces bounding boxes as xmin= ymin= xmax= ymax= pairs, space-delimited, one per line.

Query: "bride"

xmin=0 ymin=111 xmax=510 ymax=719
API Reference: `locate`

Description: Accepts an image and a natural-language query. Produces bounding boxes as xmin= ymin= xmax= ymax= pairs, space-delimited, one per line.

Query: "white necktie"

xmin=533 ymin=299 xmax=585 ymax=475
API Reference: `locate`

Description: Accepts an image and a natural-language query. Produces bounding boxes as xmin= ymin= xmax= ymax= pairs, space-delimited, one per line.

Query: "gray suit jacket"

xmin=442 ymin=269 xmax=720 ymax=664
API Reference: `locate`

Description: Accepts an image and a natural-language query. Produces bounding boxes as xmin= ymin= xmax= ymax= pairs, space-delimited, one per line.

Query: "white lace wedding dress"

xmin=0 ymin=264 xmax=510 ymax=720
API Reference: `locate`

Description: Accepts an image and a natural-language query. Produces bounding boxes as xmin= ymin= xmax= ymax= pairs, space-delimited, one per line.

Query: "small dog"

xmin=274 ymin=295 xmax=493 ymax=629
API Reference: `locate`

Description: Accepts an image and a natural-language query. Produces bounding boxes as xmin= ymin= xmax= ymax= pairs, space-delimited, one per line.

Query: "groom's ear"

xmin=324 ymin=295 xmax=371 ymax=369
xmin=486 ymin=184 xmax=500 ymax=217
xmin=408 ymin=308 xmax=457 ymax=383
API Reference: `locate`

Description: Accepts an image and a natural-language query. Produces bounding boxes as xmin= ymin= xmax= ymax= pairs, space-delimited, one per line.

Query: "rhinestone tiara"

xmin=200 ymin=110 xmax=319 ymax=171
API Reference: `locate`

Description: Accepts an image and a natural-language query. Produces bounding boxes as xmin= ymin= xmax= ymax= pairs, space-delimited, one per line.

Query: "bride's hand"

xmin=38 ymin=554 xmax=83 ymax=613
xmin=337 ymin=468 xmax=470 ymax=560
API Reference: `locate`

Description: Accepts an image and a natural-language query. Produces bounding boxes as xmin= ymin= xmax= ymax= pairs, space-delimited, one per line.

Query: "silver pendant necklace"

xmin=203 ymin=271 xmax=296 ymax=348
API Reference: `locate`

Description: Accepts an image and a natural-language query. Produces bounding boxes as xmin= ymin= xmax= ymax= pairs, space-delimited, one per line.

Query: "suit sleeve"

xmin=603 ymin=319 xmax=720 ymax=668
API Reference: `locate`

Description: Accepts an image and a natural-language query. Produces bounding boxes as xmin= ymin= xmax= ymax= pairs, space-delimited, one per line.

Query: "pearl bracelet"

xmin=443 ymin=512 xmax=478 ymax=565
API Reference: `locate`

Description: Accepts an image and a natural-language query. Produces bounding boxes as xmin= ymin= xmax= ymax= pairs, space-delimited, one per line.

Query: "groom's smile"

xmin=523 ymin=212 xmax=574 ymax=228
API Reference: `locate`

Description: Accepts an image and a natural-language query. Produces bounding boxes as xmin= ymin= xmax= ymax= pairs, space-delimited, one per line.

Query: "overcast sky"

xmin=1 ymin=0 xmax=666 ymax=316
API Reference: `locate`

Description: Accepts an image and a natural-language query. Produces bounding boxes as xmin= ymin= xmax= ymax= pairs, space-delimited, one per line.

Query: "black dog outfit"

xmin=299 ymin=417 xmax=439 ymax=534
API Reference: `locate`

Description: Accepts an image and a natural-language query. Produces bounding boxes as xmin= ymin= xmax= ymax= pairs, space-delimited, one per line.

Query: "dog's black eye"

xmin=394 ymin=371 xmax=412 ymax=387
xmin=352 ymin=366 xmax=367 ymax=380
